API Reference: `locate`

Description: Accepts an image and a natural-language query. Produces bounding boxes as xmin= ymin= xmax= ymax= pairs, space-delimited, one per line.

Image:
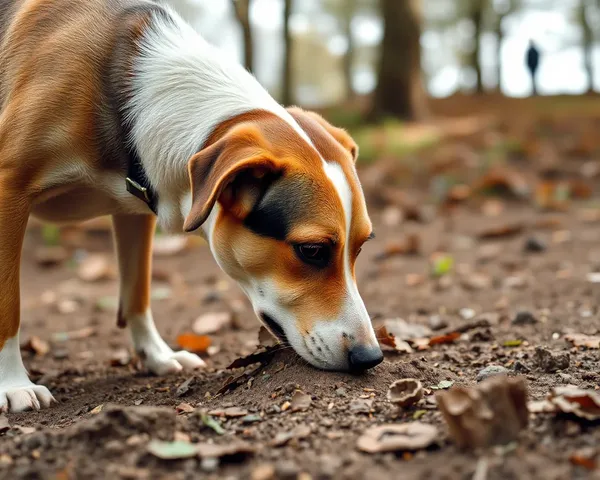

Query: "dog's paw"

xmin=0 ymin=383 xmax=56 ymax=413
xmin=143 ymin=349 xmax=206 ymax=376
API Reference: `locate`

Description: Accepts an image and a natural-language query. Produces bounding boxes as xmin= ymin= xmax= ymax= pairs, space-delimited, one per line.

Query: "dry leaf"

xmin=195 ymin=442 xmax=254 ymax=460
xmin=21 ymin=336 xmax=50 ymax=356
xmin=549 ymin=387 xmax=600 ymax=421
xmin=270 ymin=425 xmax=311 ymax=447
xmin=175 ymin=403 xmax=195 ymax=414
xmin=77 ymin=254 xmax=113 ymax=282
xmin=473 ymin=168 xmax=529 ymax=198
xmin=477 ymin=223 xmax=524 ymax=240
xmin=436 ymin=376 xmax=528 ymax=449
xmin=147 ymin=440 xmax=198 ymax=460
xmin=387 ymin=379 xmax=423 ymax=408
xmin=565 ymin=333 xmax=600 ymax=349
xmin=192 ymin=312 xmax=232 ymax=335
xmin=376 ymin=325 xmax=413 ymax=354
xmin=357 ymin=423 xmax=438 ymax=453
xmin=176 ymin=333 xmax=211 ymax=353
xmin=428 ymin=332 xmax=460 ymax=346
xmin=569 ymin=448 xmax=597 ymax=471
xmin=290 ymin=390 xmax=311 ymax=412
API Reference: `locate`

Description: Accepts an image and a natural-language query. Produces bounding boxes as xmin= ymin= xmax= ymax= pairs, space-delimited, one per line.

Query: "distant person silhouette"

xmin=526 ymin=40 xmax=540 ymax=96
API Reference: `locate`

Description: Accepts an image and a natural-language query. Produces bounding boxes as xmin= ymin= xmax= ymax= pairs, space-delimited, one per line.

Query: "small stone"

xmin=513 ymin=361 xmax=530 ymax=373
xmin=200 ymin=457 xmax=219 ymax=472
xmin=428 ymin=315 xmax=448 ymax=331
xmin=534 ymin=346 xmax=570 ymax=373
xmin=335 ymin=387 xmax=347 ymax=397
xmin=512 ymin=311 xmax=538 ymax=325
xmin=476 ymin=365 xmax=509 ymax=382
xmin=459 ymin=308 xmax=475 ymax=320
xmin=350 ymin=398 xmax=373 ymax=414
xmin=524 ymin=237 xmax=546 ymax=253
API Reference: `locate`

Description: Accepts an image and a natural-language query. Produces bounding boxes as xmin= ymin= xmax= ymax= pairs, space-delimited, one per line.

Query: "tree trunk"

xmin=342 ymin=0 xmax=357 ymax=101
xmin=469 ymin=0 xmax=484 ymax=93
xmin=231 ymin=0 xmax=254 ymax=73
xmin=579 ymin=0 xmax=594 ymax=92
xmin=371 ymin=0 xmax=427 ymax=121
xmin=281 ymin=0 xmax=294 ymax=105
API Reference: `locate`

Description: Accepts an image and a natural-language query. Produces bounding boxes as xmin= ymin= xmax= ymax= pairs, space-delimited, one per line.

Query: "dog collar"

xmin=125 ymin=153 xmax=159 ymax=215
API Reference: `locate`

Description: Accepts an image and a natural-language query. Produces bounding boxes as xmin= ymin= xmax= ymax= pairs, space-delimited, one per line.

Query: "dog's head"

xmin=183 ymin=108 xmax=382 ymax=371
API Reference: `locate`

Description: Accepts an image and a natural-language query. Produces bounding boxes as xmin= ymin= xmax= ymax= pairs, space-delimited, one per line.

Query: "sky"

xmin=171 ymin=0 xmax=598 ymax=103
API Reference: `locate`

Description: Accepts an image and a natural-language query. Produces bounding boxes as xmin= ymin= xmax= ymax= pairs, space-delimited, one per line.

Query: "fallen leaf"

xmin=549 ymin=387 xmax=600 ymax=421
xmin=477 ymin=223 xmax=524 ymax=240
xmin=176 ymin=333 xmax=211 ymax=353
xmin=387 ymin=379 xmax=423 ymax=408
xmin=383 ymin=319 xmax=431 ymax=340
xmin=192 ymin=312 xmax=232 ymax=335
xmin=21 ymin=336 xmax=50 ymax=356
xmin=503 ymin=339 xmax=523 ymax=347
xmin=153 ymin=235 xmax=188 ymax=256
xmin=176 ymin=377 xmax=195 ymax=397
xmin=200 ymin=413 xmax=225 ymax=435
xmin=569 ymin=448 xmax=597 ymax=470
xmin=270 ymin=425 xmax=311 ymax=447
xmin=436 ymin=376 xmax=528 ymax=449
xmin=77 ymin=254 xmax=113 ymax=282
xmin=195 ymin=442 xmax=254 ymax=460
xmin=565 ymin=333 xmax=600 ymax=349
xmin=147 ymin=440 xmax=198 ymax=460
xmin=376 ymin=325 xmax=413 ymax=354
xmin=226 ymin=346 xmax=279 ymax=370
xmin=428 ymin=332 xmax=460 ymax=346
xmin=208 ymin=407 xmax=248 ymax=418
xmin=290 ymin=390 xmax=311 ymax=412
xmin=258 ymin=326 xmax=278 ymax=347
xmin=431 ymin=380 xmax=454 ymax=390
xmin=356 ymin=423 xmax=438 ymax=453
xmin=430 ymin=253 xmax=454 ymax=277
xmin=90 ymin=404 xmax=103 ymax=415
xmin=175 ymin=403 xmax=195 ymax=414
xmin=473 ymin=168 xmax=529 ymax=199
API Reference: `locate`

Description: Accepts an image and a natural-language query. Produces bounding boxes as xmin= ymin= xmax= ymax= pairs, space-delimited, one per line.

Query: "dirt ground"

xmin=1 ymin=97 xmax=600 ymax=479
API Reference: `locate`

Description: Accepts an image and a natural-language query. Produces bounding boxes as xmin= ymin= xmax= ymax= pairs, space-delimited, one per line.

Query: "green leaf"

xmin=503 ymin=339 xmax=523 ymax=347
xmin=147 ymin=440 xmax=198 ymax=460
xmin=41 ymin=225 xmax=61 ymax=246
xmin=412 ymin=410 xmax=427 ymax=420
xmin=431 ymin=254 xmax=454 ymax=277
xmin=200 ymin=414 xmax=225 ymax=435
xmin=431 ymin=380 xmax=454 ymax=390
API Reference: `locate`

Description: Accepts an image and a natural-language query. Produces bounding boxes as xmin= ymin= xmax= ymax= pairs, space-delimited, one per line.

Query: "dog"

xmin=0 ymin=0 xmax=383 ymax=413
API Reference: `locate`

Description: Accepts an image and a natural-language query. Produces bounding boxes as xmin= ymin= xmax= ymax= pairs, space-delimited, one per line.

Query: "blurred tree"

xmin=282 ymin=0 xmax=294 ymax=105
xmin=468 ymin=0 xmax=484 ymax=93
xmin=578 ymin=0 xmax=594 ymax=92
xmin=371 ymin=0 xmax=427 ymax=120
xmin=231 ymin=0 xmax=254 ymax=73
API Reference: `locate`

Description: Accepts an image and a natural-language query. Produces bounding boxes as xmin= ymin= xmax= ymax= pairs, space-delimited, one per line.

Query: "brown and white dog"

xmin=0 ymin=0 xmax=382 ymax=412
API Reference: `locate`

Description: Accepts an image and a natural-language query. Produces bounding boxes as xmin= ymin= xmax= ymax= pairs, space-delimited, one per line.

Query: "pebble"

xmin=512 ymin=310 xmax=538 ymax=325
xmin=476 ymin=365 xmax=509 ymax=382
xmin=534 ymin=346 xmax=570 ymax=373
xmin=523 ymin=237 xmax=546 ymax=253
xmin=335 ymin=387 xmax=347 ymax=397
xmin=428 ymin=315 xmax=448 ymax=331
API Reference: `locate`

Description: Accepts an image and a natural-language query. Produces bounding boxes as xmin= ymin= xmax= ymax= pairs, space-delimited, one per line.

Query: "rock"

xmin=428 ymin=315 xmax=448 ymax=331
xmin=512 ymin=310 xmax=538 ymax=325
xmin=350 ymin=398 xmax=373 ymax=414
xmin=335 ymin=387 xmax=347 ymax=397
xmin=523 ymin=237 xmax=546 ymax=253
xmin=535 ymin=346 xmax=570 ymax=373
xmin=476 ymin=365 xmax=509 ymax=382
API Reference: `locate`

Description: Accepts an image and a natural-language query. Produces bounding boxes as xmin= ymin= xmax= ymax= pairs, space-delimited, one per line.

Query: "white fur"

xmin=0 ymin=335 xmax=55 ymax=412
xmin=128 ymin=311 xmax=205 ymax=375
xmin=126 ymin=6 xmax=312 ymax=232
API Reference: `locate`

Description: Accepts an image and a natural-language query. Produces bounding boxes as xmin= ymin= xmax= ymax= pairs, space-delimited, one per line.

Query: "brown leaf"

xmin=569 ymin=449 xmax=598 ymax=471
xmin=565 ymin=333 xmax=600 ymax=349
xmin=357 ymin=423 xmax=438 ymax=453
xmin=192 ymin=312 xmax=232 ymax=335
xmin=77 ymin=254 xmax=113 ymax=282
xmin=477 ymin=223 xmax=524 ymax=240
xmin=549 ymin=387 xmax=600 ymax=421
xmin=195 ymin=442 xmax=254 ymax=460
xmin=428 ymin=332 xmax=460 ymax=346
xmin=376 ymin=325 xmax=413 ymax=354
xmin=387 ymin=379 xmax=423 ymax=408
xmin=436 ymin=376 xmax=528 ymax=449
xmin=176 ymin=334 xmax=211 ymax=353
xmin=270 ymin=425 xmax=311 ymax=447
xmin=175 ymin=403 xmax=195 ymax=414
xmin=226 ymin=346 xmax=278 ymax=370
xmin=208 ymin=407 xmax=248 ymax=418
xmin=21 ymin=336 xmax=50 ymax=356
xmin=472 ymin=168 xmax=529 ymax=199
xmin=290 ymin=390 xmax=311 ymax=412
xmin=375 ymin=234 xmax=420 ymax=261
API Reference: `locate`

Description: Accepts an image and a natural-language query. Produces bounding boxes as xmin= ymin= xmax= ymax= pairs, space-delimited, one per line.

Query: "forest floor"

xmin=1 ymin=95 xmax=600 ymax=479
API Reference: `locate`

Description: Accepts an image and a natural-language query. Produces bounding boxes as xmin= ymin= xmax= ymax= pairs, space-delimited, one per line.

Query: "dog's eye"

xmin=294 ymin=243 xmax=330 ymax=268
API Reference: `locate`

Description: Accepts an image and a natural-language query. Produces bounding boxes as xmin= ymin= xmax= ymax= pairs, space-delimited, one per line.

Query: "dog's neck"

xmin=124 ymin=7 xmax=308 ymax=233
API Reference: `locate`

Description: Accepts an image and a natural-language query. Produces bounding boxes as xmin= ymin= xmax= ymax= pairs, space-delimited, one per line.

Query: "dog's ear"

xmin=183 ymin=125 xmax=283 ymax=232
xmin=287 ymin=107 xmax=359 ymax=162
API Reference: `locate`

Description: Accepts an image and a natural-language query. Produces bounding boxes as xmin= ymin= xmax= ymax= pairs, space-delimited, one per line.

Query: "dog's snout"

xmin=348 ymin=345 xmax=383 ymax=371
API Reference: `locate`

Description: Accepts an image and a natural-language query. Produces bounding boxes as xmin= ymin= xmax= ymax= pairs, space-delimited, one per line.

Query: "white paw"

xmin=0 ymin=383 xmax=56 ymax=413
xmin=143 ymin=349 xmax=206 ymax=376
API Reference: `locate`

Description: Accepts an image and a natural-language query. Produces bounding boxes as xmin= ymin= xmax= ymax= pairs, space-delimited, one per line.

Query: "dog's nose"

xmin=348 ymin=345 xmax=384 ymax=371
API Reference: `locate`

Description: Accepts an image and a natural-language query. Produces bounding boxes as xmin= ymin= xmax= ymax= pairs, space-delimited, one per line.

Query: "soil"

xmin=1 ymin=100 xmax=600 ymax=479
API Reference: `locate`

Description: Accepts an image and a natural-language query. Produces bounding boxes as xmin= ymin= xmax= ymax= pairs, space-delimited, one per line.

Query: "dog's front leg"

xmin=112 ymin=214 xmax=205 ymax=374
xmin=0 ymin=178 xmax=56 ymax=412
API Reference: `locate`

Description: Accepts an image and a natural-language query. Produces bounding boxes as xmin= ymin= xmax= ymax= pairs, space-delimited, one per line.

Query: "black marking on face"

xmin=244 ymin=174 xmax=315 ymax=240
